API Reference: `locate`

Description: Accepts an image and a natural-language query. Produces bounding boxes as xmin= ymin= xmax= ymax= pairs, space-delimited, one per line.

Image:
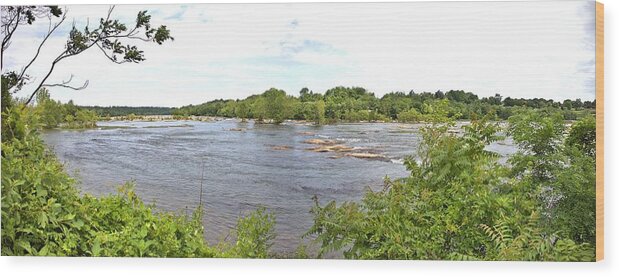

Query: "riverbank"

xmin=101 ymin=114 xmax=474 ymax=127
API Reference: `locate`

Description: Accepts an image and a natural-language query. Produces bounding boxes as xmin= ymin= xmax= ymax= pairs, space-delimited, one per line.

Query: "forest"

xmin=79 ymin=106 xmax=173 ymax=117
xmin=171 ymin=87 xmax=595 ymax=124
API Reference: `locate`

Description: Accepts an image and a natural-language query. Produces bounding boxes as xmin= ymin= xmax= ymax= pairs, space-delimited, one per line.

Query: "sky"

xmin=2 ymin=1 xmax=596 ymax=107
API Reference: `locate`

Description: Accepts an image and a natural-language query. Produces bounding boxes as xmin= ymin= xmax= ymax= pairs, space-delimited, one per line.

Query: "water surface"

xmin=42 ymin=119 xmax=516 ymax=254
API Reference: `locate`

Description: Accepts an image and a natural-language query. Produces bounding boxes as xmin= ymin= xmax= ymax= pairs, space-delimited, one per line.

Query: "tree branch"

xmin=95 ymin=42 xmax=127 ymax=64
xmin=1 ymin=7 xmax=21 ymax=69
xmin=42 ymin=77 xmax=89 ymax=90
xmin=18 ymin=4 xmax=173 ymax=106
xmin=16 ymin=12 xmax=66 ymax=82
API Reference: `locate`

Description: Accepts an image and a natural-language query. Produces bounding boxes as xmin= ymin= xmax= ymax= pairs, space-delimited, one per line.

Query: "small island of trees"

xmin=170 ymin=87 xmax=595 ymax=124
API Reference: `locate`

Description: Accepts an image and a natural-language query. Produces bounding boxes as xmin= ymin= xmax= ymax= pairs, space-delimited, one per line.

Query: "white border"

xmin=1 ymin=0 xmax=616 ymax=276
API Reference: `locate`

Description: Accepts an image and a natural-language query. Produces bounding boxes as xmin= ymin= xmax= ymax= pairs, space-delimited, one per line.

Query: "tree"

xmin=573 ymin=98 xmax=584 ymax=110
xmin=299 ymin=87 xmax=310 ymax=101
xmin=563 ymin=99 xmax=573 ymax=110
xmin=304 ymin=100 xmax=325 ymax=125
xmin=172 ymin=86 xmax=595 ymax=125
xmin=252 ymin=97 xmax=267 ymax=123
xmin=1 ymin=5 xmax=173 ymax=105
xmin=508 ymin=109 xmax=565 ymax=183
xmin=262 ymin=88 xmax=290 ymax=124
xmin=235 ymin=101 xmax=249 ymax=122
xmin=397 ymin=108 xmax=422 ymax=123
xmin=218 ymin=100 xmax=236 ymax=117
xmin=1 ymin=6 xmax=63 ymax=67
xmin=566 ymin=116 xmax=596 ymax=157
xmin=34 ymin=88 xmax=64 ymax=128
xmin=508 ymin=111 xmax=596 ymax=246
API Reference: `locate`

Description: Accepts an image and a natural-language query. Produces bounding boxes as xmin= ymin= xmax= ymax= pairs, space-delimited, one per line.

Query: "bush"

xmin=306 ymin=114 xmax=595 ymax=261
xmin=1 ymin=107 xmax=276 ymax=257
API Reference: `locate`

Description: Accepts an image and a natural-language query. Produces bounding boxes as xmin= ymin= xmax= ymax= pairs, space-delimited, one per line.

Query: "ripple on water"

xmin=41 ymin=120 xmax=517 ymax=254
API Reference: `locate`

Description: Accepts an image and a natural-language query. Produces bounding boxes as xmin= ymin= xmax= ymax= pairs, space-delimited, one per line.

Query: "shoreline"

xmin=100 ymin=114 xmax=481 ymax=126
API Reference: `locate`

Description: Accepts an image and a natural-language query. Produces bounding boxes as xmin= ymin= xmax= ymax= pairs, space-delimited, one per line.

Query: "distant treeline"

xmin=171 ymin=87 xmax=596 ymax=123
xmin=80 ymin=106 xmax=173 ymax=117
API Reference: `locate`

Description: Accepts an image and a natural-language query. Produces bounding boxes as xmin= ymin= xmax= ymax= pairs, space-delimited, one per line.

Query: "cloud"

xmin=164 ymin=5 xmax=188 ymax=21
xmin=289 ymin=19 xmax=299 ymax=28
xmin=279 ymin=39 xmax=343 ymax=56
xmin=2 ymin=2 xmax=596 ymax=107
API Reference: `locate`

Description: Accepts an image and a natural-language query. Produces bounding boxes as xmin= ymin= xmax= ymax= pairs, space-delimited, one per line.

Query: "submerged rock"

xmin=297 ymin=131 xmax=315 ymax=136
xmin=307 ymin=145 xmax=355 ymax=153
xmin=143 ymin=124 xmax=193 ymax=129
xmin=228 ymin=128 xmax=245 ymax=132
xmin=271 ymin=145 xmax=292 ymax=151
xmin=302 ymin=138 xmax=338 ymax=145
xmin=345 ymin=152 xmax=388 ymax=161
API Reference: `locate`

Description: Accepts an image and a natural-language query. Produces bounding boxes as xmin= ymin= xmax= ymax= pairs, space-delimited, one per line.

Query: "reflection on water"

xmin=42 ymin=119 xmax=516 ymax=254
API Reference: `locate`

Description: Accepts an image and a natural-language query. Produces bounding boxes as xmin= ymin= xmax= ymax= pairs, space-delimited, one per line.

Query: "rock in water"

xmin=271 ymin=145 xmax=292 ymax=151
xmin=345 ymin=152 xmax=388 ymax=161
xmin=302 ymin=138 xmax=338 ymax=145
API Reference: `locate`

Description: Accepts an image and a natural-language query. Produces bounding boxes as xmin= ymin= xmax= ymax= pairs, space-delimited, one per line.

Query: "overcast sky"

xmin=3 ymin=1 xmax=596 ymax=107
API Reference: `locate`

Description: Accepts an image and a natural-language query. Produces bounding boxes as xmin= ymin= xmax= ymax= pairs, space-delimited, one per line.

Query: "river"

xmin=42 ymin=119 xmax=517 ymax=255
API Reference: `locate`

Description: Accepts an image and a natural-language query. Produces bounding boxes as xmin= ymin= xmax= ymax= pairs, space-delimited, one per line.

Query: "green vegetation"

xmin=29 ymin=88 xmax=98 ymax=129
xmin=80 ymin=106 xmax=173 ymax=117
xmin=1 ymin=5 xmax=173 ymax=107
xmin=305 ymin=113 xmax=596 ymax=261
xmin=172 ymin=87 xmax=594 ymax=125
xmin=0 ymin=5 xmax=596 ymax=261
xmin=1 ymin=96 xmax=277 ymax=257
xmin=1 ymin=88 xmax=598 ymax=260
xmin=2 ymin=84 xmax=597 ymax=260
xmin=1 ymin=5 xmax=280 ymax=258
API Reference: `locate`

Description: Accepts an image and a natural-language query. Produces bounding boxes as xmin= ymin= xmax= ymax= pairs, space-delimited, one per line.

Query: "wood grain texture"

xmin=595 ymin=1 xmax=604 ymax=262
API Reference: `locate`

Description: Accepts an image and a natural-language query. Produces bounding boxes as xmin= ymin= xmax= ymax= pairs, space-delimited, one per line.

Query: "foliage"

xmin=235 ymin=101 xmax=250 ymax=122
xmin=80 ymin=106 xmax=173 ymax=117
xmin=306 ymin=117 xmax=508 ymax=259
xmin=228 ymin=208 xmax=276 ymax=258
xmin=34 ymin=89 xmax=64 ymax=128
xmin=397 ymin=108 xmax=422 ymax=123
xmin=566 ymin=115 xmax=596 ymax=157
xmin=305 ymin=112 xmax=595 ymax=261
xmin=507 ymin=112 xmax=596 ymax=245
xmin=263 ymin=88 xmax=292 ymax=124
xmin=1 ymin=104 xmax=277 ymax=257
xmin=507 ymin=109 xmax=565 ymax=183
xmin=173 ymin=87 xmax=593 ymax=125
xmin=1 ymin=5 xmax=174 ymax=105
xmin=453 ymin=212 xmax=594 ymax=261
xmin=64 ymin=109 xmax=98 ymax=129
xmin=29 ymin=88 xmax=98 ymax=129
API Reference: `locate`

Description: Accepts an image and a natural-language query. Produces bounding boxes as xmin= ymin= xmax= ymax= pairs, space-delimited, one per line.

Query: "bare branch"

xmin=42 ymin=79 xmax=89 ymax=90
xmin=1 ymin=7 xmax=21 ymax=68
xmin=16 ymin=12 xmax=66 ymax=82
xmin=24 ymin=57 xmax=59 ymax=105
xmin=105 ymin=6 xmax=114 ymax=23
xmin=106 ymin=33 xmax=150 ymax=42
